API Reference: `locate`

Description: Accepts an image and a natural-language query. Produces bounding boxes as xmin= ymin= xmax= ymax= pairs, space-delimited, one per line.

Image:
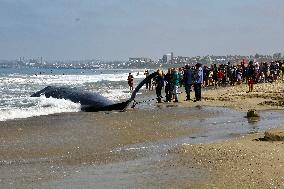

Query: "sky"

xmin=0 ymin=0 xmax=284 ymax=61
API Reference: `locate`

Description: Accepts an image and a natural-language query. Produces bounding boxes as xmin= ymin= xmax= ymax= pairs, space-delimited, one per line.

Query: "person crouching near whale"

xmin=172 ymin=68 xmax=180 ymax=102
xmin=127 ymin=73 xmax=134 ymax=91
xmin=155 ymin=69 xmax=164 ymax=103
xmin=194 ymin=63 xmax=203 ymax=101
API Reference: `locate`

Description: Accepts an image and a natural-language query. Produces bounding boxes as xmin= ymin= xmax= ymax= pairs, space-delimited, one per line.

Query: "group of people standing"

xmin=202 ymin=60 xmax=284 ymax=89
xmin=127 ymin=59 xmax=284 ymax=104
xmin=154 ymin=63 xmax=203 ymax=103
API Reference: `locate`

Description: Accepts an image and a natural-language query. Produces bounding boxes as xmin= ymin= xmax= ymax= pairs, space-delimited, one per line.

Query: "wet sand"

xmin=1 ymin=82 xmax=284 ymax=188
xmin=0 ymin=103 xmax=211 ymax=188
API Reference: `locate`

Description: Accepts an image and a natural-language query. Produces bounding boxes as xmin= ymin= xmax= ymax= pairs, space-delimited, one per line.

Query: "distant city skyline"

xmin=1 ymin=0 xmax=284 ymax=61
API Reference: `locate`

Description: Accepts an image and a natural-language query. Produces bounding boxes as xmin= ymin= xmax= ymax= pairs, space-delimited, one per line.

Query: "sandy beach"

xmin=173 ymin=81 xmax=284 ymax=188
xmin=187 ymin=81 xmax=284 ymax=112
xmin=1 ymin=82 xmax=284 ymax=188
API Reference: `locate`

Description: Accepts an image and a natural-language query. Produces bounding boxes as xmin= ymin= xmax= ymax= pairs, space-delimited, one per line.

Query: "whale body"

xmin=31 ymin=72 xmax=158 ymax=112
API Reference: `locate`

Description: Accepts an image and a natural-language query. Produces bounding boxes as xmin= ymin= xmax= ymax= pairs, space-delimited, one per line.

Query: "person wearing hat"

xmin=194 ymin=63 xmax=203 ymax=101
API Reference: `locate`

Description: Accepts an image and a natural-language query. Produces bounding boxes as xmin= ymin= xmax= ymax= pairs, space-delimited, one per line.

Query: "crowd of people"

xmin=202 ymin=60 xmax=284 ymax=88
xmin=127 ymin=59 xmax=284 ymax=103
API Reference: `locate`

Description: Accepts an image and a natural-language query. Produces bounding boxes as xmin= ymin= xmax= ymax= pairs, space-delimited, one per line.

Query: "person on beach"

xmin=178 ymin=67 xmax=184 ymax=88
xmin=217 ymin=68 xmax=224 ymax=87
xmin=203 ymin=65 xmax=209 ymax=87
xmin=248 ymin=76 xmax=254 ymax=92
xmin=155 ymin=69 xmax=164 ymax=103
xmin=172 ymin=68 xmax=180 ymax=102
xmin=183 ymin=65 xmax=194 ymax=101
xmin=144 ymin=70 xmax=152 ymax=90
xmin=247 ymin=60 xmax=254 ymax=83
xmin=194 ymin=63 xmax=203 ymax=101
xmin=229 ymin=65 xmax=237 ymax=86
xmin=236 ymin=66 xmax=243 ymax=84
xmin=212 ymin=64 xmax=218 ymax=88
xmin=164 ymin=68 xmax=173 ymax=102
xmin=127 ymin=73 xmax=134 ymax=91
xmin=282 ymin=61 xmax=284 ymax=80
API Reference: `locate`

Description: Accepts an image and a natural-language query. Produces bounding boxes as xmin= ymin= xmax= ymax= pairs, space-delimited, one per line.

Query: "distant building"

xmin=162 ymin=55 xmax=167 ymax=63
xmin=129 ymin=57 xmax=151 ymax=63
xmin=161 ymin=52 xmax=175 ymax=63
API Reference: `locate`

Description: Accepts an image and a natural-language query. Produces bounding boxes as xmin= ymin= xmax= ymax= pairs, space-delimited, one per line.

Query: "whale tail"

xmin=130 ymin=71 xmax=158 ymax=101
xmin=88 ymin=71 xmax=158 ymax=112
xmin=106 ymin=71 xmax=158 ymax=111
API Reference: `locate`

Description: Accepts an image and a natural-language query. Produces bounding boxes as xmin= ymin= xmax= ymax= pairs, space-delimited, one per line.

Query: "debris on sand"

xmin=246 ymin=109 xmax=260 ymax=118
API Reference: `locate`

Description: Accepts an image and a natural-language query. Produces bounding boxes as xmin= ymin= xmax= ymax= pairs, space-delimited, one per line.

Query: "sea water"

xmin=0 ymin=67 xmax=146 ymax=121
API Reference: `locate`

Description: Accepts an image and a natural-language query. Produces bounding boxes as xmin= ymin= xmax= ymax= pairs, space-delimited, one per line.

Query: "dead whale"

xmin=31 ymin=72 xmax=158 ymax=112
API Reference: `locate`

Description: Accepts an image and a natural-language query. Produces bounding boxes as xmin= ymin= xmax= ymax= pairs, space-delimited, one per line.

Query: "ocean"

xmin=0 ymin=67 xmax=146 ymax=121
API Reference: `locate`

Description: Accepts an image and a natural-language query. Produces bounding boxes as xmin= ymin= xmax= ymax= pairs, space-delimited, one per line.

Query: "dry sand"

xmin=198 ymin=81 xmax=284 ymax=112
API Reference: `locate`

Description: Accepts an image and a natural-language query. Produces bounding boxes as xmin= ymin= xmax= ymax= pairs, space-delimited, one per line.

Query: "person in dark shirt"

xmin=183 ymin=65 xmax=194 ymax=101
xmin=127 ymin=73 xmax=134 ymax=91
xmin=144 ymin=70 xmax=152 ymax=90
xmin=164 ymin=68 xmax=173 ymax=102
xmin=155 ymin=69 xmax=164 ymax=103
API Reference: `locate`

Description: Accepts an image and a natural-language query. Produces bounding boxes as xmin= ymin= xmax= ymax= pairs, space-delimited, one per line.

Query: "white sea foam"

xmin=4 ymin=71 xmax=145 ymax=86
xmin=101 ymin=89 xmax=131 ymax=101
xmin=0 ymin=96 xmax=81 ymax=122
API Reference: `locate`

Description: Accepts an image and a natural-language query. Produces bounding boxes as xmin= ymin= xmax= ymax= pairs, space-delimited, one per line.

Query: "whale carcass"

xmin=31 ymin=72 xmax=158 ymax=112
